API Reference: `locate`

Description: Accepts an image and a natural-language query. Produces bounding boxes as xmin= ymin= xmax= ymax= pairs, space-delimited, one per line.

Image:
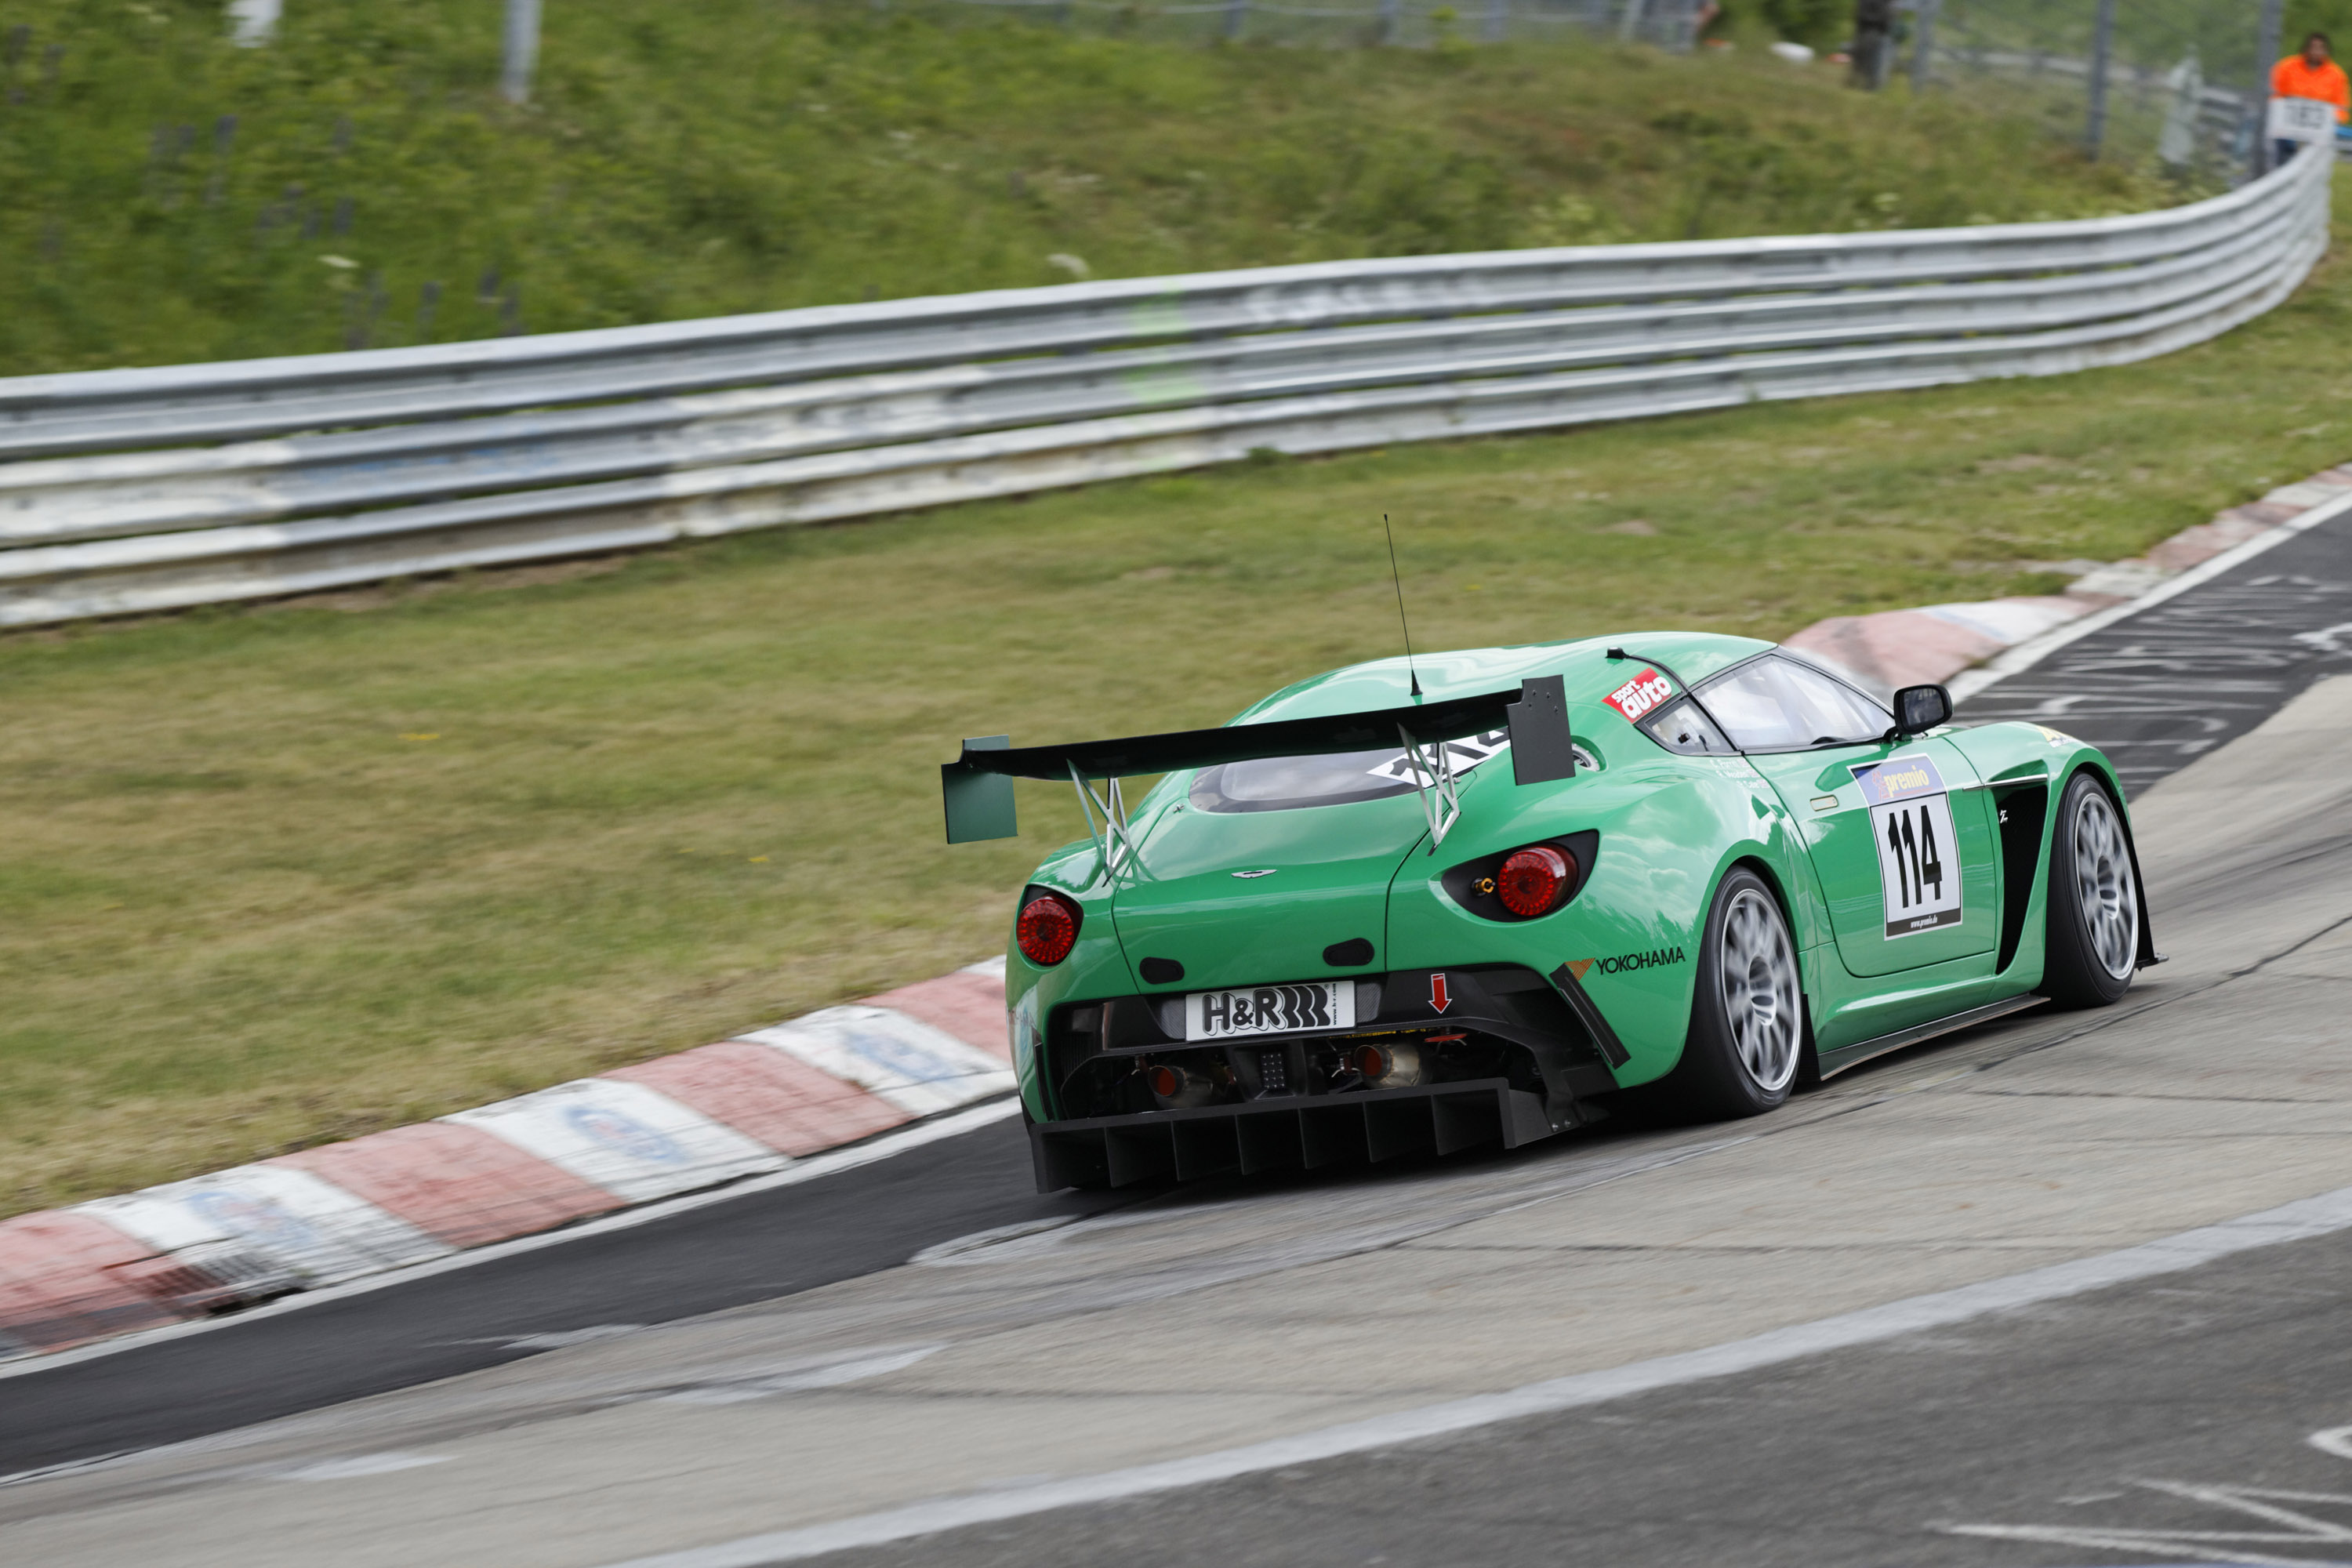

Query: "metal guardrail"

xmin=0 ymin=149 xmax=2328 ymax=628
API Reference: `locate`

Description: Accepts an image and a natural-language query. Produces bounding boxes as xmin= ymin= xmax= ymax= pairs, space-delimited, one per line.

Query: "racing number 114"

xmin=1885 ymin=804 xmax=1944 ymax=909
xmin=1869 ymin=791 xmax=1964 ymax=939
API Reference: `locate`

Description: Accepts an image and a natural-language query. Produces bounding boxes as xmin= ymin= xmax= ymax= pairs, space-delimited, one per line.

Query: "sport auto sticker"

xmin=1850 ymin=754 xmax=1963 ymax=939
xmin=1602 ymin=668 xmax=1675 ymax=722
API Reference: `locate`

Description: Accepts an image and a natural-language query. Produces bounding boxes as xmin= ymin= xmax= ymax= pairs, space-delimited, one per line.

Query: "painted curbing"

xmin=0 ymin=956 xmax=1012 ymax=1360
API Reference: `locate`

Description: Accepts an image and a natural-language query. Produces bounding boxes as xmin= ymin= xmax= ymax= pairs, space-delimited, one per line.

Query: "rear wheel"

xmin=2041 ymin=771 xmax=2139 ymax=1007
xmin=1662 ymin=867 xmax=1804 ymax=1120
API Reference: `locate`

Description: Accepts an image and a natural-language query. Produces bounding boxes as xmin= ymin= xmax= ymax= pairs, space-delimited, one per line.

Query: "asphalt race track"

xmin=824 ymin=1211 xmax=2352 ymax=1568
xmin=1960 ymin=506 xmax=2352 ymax=794
xmin=2 ymin=505 xmax=2347 ymax=1566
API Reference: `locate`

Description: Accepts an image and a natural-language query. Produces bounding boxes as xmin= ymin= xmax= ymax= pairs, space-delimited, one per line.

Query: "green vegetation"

xmin=3 ymin=178 xmax=2348 ymax=1215
xmin=0 ymin=0 xmax=2192 ymax=375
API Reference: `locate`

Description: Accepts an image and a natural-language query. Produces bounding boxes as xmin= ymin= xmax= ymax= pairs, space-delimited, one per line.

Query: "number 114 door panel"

xmin=1751 ymin=739 xmax=1999 ymax=978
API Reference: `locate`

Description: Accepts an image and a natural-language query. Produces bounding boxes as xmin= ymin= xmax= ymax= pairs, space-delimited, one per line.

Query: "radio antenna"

xmin=1382 ymin=513 xmax=1422 ymax=699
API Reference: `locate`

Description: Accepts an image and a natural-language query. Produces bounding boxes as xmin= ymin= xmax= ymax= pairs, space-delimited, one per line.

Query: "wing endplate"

xmin=942 ymin=735 xmax=1018 ymax=843
xmin=1506 ymin=674 xmax=1576 ymax=786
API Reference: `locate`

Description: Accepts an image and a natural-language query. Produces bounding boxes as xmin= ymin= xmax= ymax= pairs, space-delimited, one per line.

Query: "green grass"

xmin=3 ymin=176 xmax=2349 ymax=1215
xmin=0 ymin=0 xmax=2198 ymax=375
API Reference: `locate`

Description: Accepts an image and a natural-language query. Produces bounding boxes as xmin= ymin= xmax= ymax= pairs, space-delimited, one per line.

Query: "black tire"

xmin=1658 ymin=867 xmax=1806 ymax=1120
xmin=2041 ymin=770 xmax=2140 ymax=1008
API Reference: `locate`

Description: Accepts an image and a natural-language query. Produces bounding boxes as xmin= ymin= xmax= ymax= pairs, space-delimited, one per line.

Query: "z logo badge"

xmin=1232 ymin=869 xmax=1277 ymax=879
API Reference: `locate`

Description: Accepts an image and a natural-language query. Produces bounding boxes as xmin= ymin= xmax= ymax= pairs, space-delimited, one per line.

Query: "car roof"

xmin=1231 ymin=631 xmax=1777 ymax=725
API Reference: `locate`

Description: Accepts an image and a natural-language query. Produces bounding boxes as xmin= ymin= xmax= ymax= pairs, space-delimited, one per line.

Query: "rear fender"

xmin=1005 ymin=840 xmax=1130 ymax=1122
xmin=1387 ymin=755 xmax=1805 ymax=1090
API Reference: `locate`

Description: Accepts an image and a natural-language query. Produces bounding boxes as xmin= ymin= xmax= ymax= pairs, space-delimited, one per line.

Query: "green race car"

xmin=942 ymin=633 xmax=2156 ymax=1192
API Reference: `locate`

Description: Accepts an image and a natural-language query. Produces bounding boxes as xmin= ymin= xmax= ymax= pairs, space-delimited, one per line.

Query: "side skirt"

xmin=1814 ymin=993 xmax=2047 ymax=1081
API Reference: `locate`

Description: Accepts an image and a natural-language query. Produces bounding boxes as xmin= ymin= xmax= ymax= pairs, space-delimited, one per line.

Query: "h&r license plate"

xmin=1183 ymin=981 xmax=1356 ymax=1041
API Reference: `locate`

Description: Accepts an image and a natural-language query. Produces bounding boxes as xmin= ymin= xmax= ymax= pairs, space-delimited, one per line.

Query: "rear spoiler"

xmin=943 ymin=676 xmax=1573 ymax=846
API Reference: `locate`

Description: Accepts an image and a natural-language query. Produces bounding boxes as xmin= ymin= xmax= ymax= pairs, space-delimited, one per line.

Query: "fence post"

xmin=2084 ymin=0 xmax=2116 ymax=157
xmin=1909 ymin=0 xmax=1936 ymax=85
xmin=2252 ymin=0 xmax=2284 ymax=176
xmin=1223 ymin=0 xmax=1247 ymax=40
xmin=1485 ymin=0 xmax=1506 ymax=43
xmin=1850 ymin=0 xmax=1893 ymax=87
xmin=502 ymin=0 xmax=540 ymax=106
xmin=1617 ymin=0 xmax=1645 ymax=43
xmin=1382 ymin=0 xmax=1402 ymax=44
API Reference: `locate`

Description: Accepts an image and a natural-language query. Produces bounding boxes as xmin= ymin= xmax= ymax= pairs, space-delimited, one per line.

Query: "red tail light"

xmin=1496 ymin=845 xmax=1573 ymax=918
xmin=1016 ymin=892 xmax=1080 ymax=966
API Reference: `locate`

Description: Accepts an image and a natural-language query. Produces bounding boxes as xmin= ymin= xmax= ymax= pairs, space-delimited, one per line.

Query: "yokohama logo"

xmin=1588 ymin=946 xmax=1687 ymax=975
xmin=1603 ymin=669 xmax=1675 ymax=721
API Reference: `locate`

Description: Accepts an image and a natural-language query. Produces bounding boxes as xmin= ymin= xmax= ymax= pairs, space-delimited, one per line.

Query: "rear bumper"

xmin=1028 ymin=1077 xmax=1555 ymax=1192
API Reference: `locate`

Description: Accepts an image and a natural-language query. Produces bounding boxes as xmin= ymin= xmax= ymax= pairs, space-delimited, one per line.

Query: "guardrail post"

xmin=1617 ymin=0 xmax=1644 ymax=43
xmin=2084 ymin=0 xmax=2116 ymax=157
xmin=1381 ymin=0 xmax=1402 ymax=44
xmin=502 ymin=0 xmax=540 ymax=105
xmin=1223 ymin=0 xmax=1247 ymax=40
xmin=1484 ymin=0 xmax=1505 ymax=43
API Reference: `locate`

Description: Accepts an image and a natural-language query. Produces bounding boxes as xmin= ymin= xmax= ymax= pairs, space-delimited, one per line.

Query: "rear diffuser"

xmin=1028 ymin=1078 xmax=1555 ymax=1192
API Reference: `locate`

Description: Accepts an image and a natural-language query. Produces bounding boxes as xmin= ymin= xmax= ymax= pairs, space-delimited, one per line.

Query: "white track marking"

xmin=0 ymin=1098 xmax=1022 ymax=1383
xmin=271 ymin=1452 xmax=450 ymax=1483
xmin=659 ymin=1345 xmax=944 ymax=1406
xmin=594 ymin=1184 xmax=2352 ymax=1567
xmin=1944 ymin=1464 xmax=2352 ymax=1565
xmin=1948 ymin=488 xmax=2352 ymax=703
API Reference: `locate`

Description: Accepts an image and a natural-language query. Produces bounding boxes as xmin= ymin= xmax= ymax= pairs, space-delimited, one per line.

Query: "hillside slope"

xmin=0 ymin=0 xmax=2192 ymax=375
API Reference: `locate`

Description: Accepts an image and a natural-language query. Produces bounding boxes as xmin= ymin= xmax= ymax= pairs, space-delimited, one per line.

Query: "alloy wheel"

xmin=2071 ymin=787 xmax=2140 ymax=980
xmin=1719 ymin=887 xmax=1801 ymax=1094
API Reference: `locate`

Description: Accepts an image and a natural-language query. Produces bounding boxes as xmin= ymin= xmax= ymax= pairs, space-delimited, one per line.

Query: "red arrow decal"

xmin=1429 ymin=972 xmax=1450 ymax=1013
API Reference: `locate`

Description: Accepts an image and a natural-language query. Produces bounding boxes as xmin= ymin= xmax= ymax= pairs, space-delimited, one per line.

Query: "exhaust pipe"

xmin=1145 ymin=1062 xmax=1220 ymax=1109
xmin=1348 ymin=1041 xmax=1425 ymax=1087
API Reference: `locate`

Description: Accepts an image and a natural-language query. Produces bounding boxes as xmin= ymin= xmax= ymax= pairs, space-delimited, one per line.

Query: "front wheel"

xmin=1661 ymin=867 xmax=1805 ymax=1120
xmin=2040 ymin=771 xmax=2139 ymax=1007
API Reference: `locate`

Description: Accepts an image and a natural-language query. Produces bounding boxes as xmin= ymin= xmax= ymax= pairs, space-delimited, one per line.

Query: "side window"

xmin=1774 ymin=657 xmax=1893 ymax=744
xmin=1638 ymin=698 xmax=1735 ymax=756
xmin=1697 ymin=655 xmax=1890 ymax=752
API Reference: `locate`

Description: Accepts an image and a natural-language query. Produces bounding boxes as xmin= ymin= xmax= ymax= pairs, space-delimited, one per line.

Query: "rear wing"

xmin=942 ymin=676 xmax=1573 ymax=849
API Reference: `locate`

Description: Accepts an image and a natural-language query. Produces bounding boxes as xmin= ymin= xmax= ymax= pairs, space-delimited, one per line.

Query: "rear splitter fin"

xmin=1028 ymin=1078 xmax=1553 ymax=1191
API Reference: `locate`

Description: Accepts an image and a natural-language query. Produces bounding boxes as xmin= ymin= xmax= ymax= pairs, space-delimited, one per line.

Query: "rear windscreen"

xmin=1189 ymin=731 xmax=1511 ymax=813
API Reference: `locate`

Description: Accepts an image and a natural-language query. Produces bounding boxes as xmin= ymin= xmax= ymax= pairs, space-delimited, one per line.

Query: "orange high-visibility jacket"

xmin=2273 ymin=54 xmax=2350 ymax=122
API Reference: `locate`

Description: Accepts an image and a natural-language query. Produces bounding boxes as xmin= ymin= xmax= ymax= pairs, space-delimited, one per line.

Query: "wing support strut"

xmin=1069 ymin=763 xmax=1141 ymax=885
xmin=1399 ymin=724 xmax=1462 ymax=853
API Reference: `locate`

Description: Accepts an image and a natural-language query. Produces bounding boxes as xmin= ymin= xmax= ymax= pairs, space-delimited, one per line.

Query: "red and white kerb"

xmin=1602 ymin=667 xmax=1675 ymax=722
